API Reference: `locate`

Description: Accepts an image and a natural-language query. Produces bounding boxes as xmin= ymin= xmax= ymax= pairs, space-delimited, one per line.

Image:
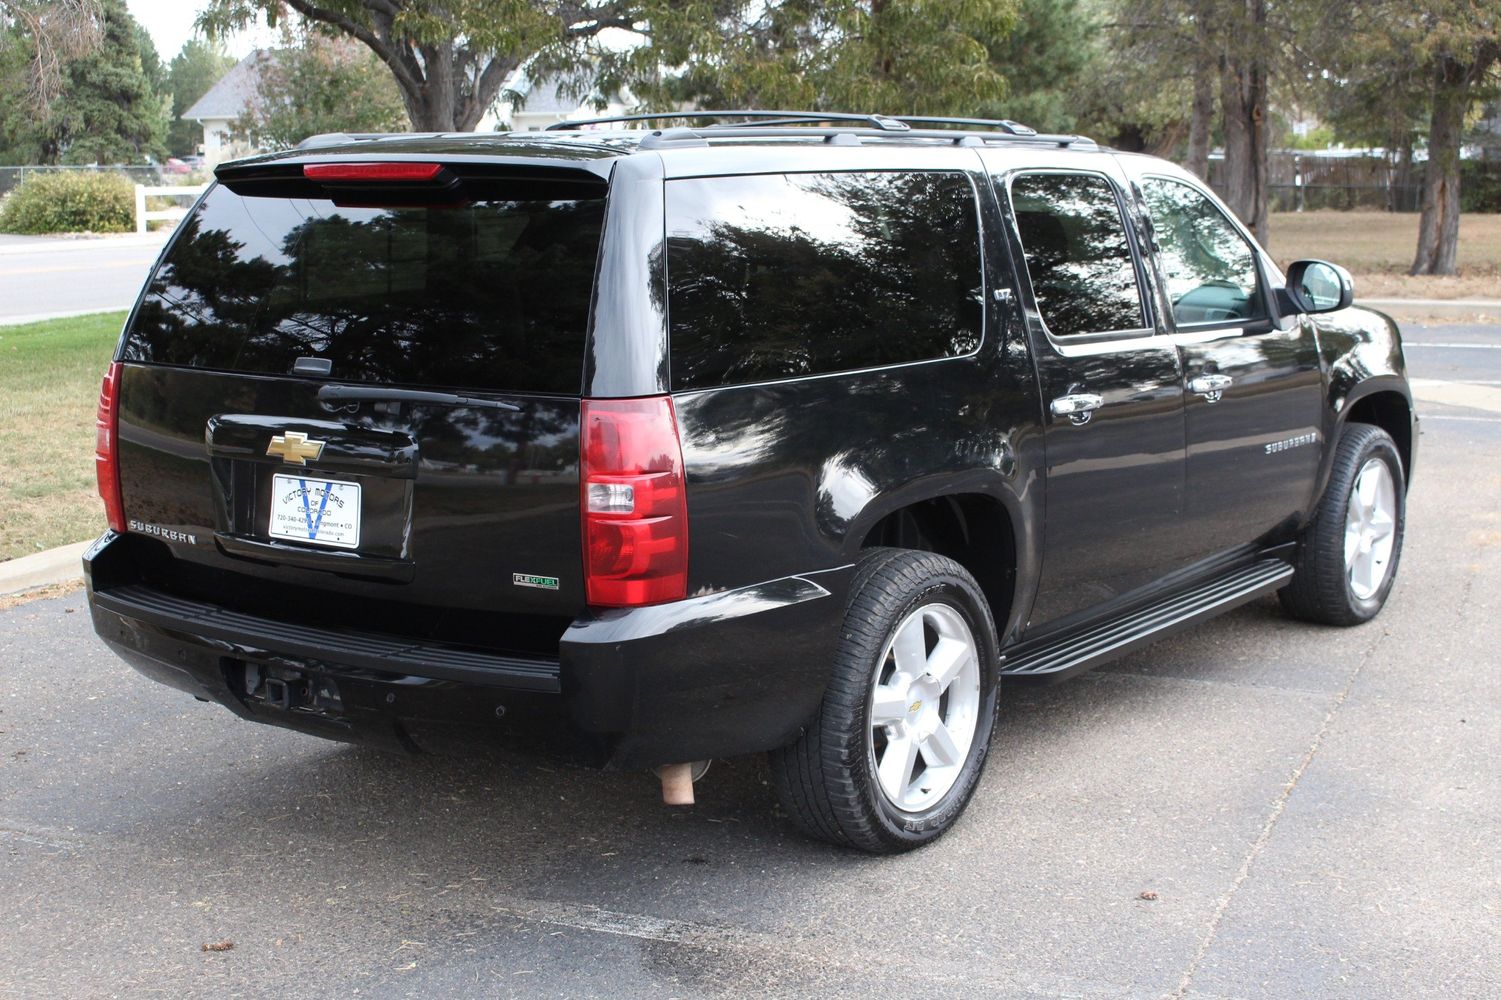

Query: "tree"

xmin=200 ymin=1 xmax=1025 ymax=134
xmin=2 ymin=0 xmax=166 ymax=162
xmin=616 ymin=1 xmax=1016 ymax=116
xmin=0 ymin=0 xmax=101 ymax=115
xmin=1402 ymin=4 xmax=1501 ymax=274
xmin=230 ymin=31 xmax=408 ymax=150
xmin=166 ymin=38 xmax=234 ymax=155
xmin=199 ymin=0 xmax=643 ymax=132
xmin=47 ymin=0 xmax=168 ymax=163
xmin=976 ymin=0 xmax=1097 ymax=133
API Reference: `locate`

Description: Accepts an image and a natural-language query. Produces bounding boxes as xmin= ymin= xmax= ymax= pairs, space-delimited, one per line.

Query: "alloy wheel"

xmin=1344 ymin=457 xmax=1397 ymax=601
xmin=867 ymin=603 xmax=982 ymax=813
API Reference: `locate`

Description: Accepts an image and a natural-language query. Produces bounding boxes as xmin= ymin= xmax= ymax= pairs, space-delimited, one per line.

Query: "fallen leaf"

xmin=201 ymin=940 xmax=234 ymax=952
xmin=1138 ymin=891 xmax=1159 ymax=901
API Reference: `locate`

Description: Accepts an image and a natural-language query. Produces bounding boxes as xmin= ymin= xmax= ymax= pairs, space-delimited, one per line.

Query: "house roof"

xmin=183 ymin=51 xmax=271 ymax=121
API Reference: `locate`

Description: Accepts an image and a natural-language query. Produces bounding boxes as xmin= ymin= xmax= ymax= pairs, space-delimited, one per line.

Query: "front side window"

xmin=1009 ymin=172 xmax=1147 ymax=337
xmin=1140 ymin=176 xmax=1265 ymax=325
xmin=666 ymin=170 xmax=984 ymax=390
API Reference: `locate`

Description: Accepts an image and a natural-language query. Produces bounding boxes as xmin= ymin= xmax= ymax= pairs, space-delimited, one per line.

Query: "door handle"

xmin=1188 ymin=373 xmax=1234 ymax=401
xmin=1050 ymin=392 xmax=1104 ymax=426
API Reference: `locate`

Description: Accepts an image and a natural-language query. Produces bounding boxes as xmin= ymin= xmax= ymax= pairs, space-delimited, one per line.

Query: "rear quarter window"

xmin=122 ymin=184 xmax=605 ymax=395
xmin=665 ymin=170 xmax=984 ymax=391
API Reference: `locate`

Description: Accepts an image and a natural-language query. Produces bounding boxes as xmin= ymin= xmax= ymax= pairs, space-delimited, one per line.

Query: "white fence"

xmin=134 ymin=184 xmax=207 ymax=234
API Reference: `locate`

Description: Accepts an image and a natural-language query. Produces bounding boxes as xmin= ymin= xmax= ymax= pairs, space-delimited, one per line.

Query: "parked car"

xmin=162 ymin=157 xmax=193 ymax=175
xmin=86 ymin=112 xmax=1414 ymax=853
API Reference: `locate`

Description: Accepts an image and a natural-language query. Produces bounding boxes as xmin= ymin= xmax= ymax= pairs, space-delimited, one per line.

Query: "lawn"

xmin=0 ymin=312 xmax=125 ymax=562
xmin=1267 ymin=211 xmax=1501 ymax=299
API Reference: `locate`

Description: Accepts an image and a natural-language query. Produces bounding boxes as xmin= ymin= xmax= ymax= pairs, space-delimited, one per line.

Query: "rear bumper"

xmin=85 ymin=533 xmax=852 ymax=768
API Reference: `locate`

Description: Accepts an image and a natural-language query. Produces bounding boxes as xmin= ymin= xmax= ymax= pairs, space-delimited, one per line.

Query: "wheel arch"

xmin=852 ymin=489 xmax=1027 ymax=643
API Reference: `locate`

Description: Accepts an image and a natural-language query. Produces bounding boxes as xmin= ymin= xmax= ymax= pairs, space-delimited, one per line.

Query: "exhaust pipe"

xmin=654 ymin=760 xmax=710 ymax=805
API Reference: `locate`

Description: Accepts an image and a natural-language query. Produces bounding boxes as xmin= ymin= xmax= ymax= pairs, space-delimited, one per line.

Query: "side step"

xmin=1001 ymin=559 xmax=1295 ymax=681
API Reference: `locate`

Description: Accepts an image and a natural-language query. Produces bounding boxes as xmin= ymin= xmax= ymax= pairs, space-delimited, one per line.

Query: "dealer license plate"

xmin=268 ymin=474 xmax=361 ymax=549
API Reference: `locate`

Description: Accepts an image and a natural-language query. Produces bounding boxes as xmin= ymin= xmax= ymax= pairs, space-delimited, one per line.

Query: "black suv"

xmin=86 ymin=112 xmax=1414 ymax=853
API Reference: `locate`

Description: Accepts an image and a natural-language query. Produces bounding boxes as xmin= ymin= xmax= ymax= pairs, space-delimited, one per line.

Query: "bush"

xmin=0 ymin=171 xmax=136 ymax=234
xmin=1460 ymin=161 xmax=1501 ymax=214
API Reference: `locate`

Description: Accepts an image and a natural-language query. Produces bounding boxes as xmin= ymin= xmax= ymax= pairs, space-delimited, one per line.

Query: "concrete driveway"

xmin=1 ymin=329 xmax=1498 ymax=1000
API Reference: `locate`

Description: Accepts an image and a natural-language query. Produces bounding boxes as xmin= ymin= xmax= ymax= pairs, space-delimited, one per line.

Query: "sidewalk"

xmin=0 ymin=231 xmax=171 ymax=256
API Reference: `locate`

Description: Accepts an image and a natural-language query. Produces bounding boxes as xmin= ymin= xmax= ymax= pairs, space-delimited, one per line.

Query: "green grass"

xmin=0 ymin=312 xmax=126 ymax=561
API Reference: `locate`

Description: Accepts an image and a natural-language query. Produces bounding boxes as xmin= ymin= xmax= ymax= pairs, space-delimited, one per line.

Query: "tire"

xmin=769 ymin=548 xmax=1001 ymax=853
xmin=1279 ymin=423 xmax=1406 ymax=626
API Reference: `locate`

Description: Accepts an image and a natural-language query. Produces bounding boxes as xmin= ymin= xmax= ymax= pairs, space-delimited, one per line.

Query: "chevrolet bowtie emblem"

xmin=266 ymin=431 xmax=325 ymax=466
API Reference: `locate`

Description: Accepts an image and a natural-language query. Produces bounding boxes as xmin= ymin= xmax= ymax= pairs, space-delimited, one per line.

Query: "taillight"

xmin=95 ymin=361 xmax=125 ymax=533
xmin=303 ymin=162 xmax=444 ymax=182
xmin=580 ymin=396 xmax=689 ymax=607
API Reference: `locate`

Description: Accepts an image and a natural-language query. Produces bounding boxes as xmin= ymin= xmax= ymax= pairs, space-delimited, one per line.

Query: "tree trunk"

xmin=1185 ymin=16 xmax=1214 ymax=180
xmin=1219 ymin=41 xmax=1268 ymax=244
xmin=1411 ymin=59 xmax=1466 ymax=275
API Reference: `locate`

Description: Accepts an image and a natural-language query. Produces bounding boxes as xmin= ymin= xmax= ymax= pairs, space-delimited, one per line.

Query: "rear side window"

xmin=666 ymin=171 xmax=983 ymax=390
xmin=1009 ymin=172 xmax=1146 ymax=337
xmin=122 ymin=184 xmax=605 ymax=394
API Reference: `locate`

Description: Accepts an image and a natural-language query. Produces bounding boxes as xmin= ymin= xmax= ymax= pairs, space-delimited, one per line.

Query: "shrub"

xmin=0 ymin=171 xmax=136 ymax=234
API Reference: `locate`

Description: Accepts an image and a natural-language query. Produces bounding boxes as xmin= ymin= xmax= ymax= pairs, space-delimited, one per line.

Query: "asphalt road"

xmin=0 ymin=235 xmax=166 ymax=323
xmin=2 ymin=325 xmax=1499 ymax=1000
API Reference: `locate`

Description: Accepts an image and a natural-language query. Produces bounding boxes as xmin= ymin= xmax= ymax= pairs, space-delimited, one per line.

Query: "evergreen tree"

xmin=166 ymin=38 xmax=235 ymax=156
xmin=43 ymin=0 xmax=169 ymax=163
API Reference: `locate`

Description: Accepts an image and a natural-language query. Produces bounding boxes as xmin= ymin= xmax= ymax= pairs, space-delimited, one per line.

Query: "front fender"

xmin=1309 ymin=305 xmax=1416 ymax=505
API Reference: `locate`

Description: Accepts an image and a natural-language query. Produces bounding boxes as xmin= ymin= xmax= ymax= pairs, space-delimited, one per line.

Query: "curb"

xmin=0 ymin=541 xmax=90 ymax=597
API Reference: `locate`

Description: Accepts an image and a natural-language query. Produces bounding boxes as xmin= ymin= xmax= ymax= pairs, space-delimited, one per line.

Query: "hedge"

xmin=0 ymin=171 xmax=135 ymax=234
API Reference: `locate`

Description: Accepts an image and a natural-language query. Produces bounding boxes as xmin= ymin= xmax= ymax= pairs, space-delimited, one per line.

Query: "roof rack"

xmin=545 ymin=110 xmax=913 ymax=132
xmin=540 ymin=109 xmax=1094 ymax=149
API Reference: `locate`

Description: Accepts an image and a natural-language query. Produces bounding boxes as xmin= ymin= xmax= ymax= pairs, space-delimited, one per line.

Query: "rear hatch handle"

xmin=316 ymin=384 xmax=521 ymax=412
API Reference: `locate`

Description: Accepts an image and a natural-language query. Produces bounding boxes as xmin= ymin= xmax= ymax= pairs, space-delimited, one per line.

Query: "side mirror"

xmin=1284 ymin=259 xmax=1354 ymax=314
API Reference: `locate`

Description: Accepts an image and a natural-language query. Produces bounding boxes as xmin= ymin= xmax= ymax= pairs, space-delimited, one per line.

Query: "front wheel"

xmin=769 ymin=549 xmax=1001 ymax=853
xmin=1280 ymin=423 xmax=1406 ymax=625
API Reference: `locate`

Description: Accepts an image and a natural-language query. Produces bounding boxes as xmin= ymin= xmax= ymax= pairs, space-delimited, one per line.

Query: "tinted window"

xmin=1141 ymin=176 xmax=1265 ymax=325
xmin=122 ymin=184 xmax=605 ymax=394
xmin=1010 ymin=172 xmax=1145 ymax=337
xmin=666 ymin=171 xmax=983 ymax=390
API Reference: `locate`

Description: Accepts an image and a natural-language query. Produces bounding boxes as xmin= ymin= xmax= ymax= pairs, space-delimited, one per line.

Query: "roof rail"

xmin=545 ymin=110 xmax=912 ymax=132
xmin=891 ymin=116 xmax=1039 ymax=136
xmin=632 ymin=124 xmax=1095 ymax=151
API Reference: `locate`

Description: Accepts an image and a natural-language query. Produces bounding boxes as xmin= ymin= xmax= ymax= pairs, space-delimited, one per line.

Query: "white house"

xmin=181 ymin=51 xmax=274 ymax=166
xmin=488 ymin=71 xmax=632 ymax=133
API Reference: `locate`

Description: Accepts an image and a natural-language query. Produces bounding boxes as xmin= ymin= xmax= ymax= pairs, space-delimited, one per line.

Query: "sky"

xmin=126 ymin=0 xmax=281 ymax=61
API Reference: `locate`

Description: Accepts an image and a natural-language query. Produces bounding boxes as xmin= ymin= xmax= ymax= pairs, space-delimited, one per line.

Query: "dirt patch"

xmin=0 ymin=578 xmax=83 ymax=610
xmin=1267 ymin=212 xmax=1501 ymax=300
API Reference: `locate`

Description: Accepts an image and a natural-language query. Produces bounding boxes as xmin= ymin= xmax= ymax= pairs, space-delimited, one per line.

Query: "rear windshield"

xmin=122 ymin=184 xmax=605 ymax=395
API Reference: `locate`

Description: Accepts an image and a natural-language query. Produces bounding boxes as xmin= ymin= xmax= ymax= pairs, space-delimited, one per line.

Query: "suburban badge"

xmin=266 ymin=431 xmax=325 ymax=466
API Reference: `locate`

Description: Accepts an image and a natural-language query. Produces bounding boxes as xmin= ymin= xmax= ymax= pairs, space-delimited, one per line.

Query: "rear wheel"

xmin=770 ymin=549 xmax=1001 ymax=853
xmin=1280 ymin=423 xmax=1405 ymax=625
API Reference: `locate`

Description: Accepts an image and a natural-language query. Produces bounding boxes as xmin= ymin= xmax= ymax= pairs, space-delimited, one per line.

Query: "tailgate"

xmin=109 ymin=166 xmax=605 ymax=639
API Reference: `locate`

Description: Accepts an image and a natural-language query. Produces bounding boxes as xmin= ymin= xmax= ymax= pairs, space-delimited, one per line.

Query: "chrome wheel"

xmin=1345 ymin=457 xmax=1397 ymax=601
xmin=867 ymin=603 xmax=981 ymax=813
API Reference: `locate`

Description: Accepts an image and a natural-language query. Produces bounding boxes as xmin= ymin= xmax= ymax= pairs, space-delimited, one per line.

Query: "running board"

xmin=1001 ymin=559 xmax=1295 ymax=681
